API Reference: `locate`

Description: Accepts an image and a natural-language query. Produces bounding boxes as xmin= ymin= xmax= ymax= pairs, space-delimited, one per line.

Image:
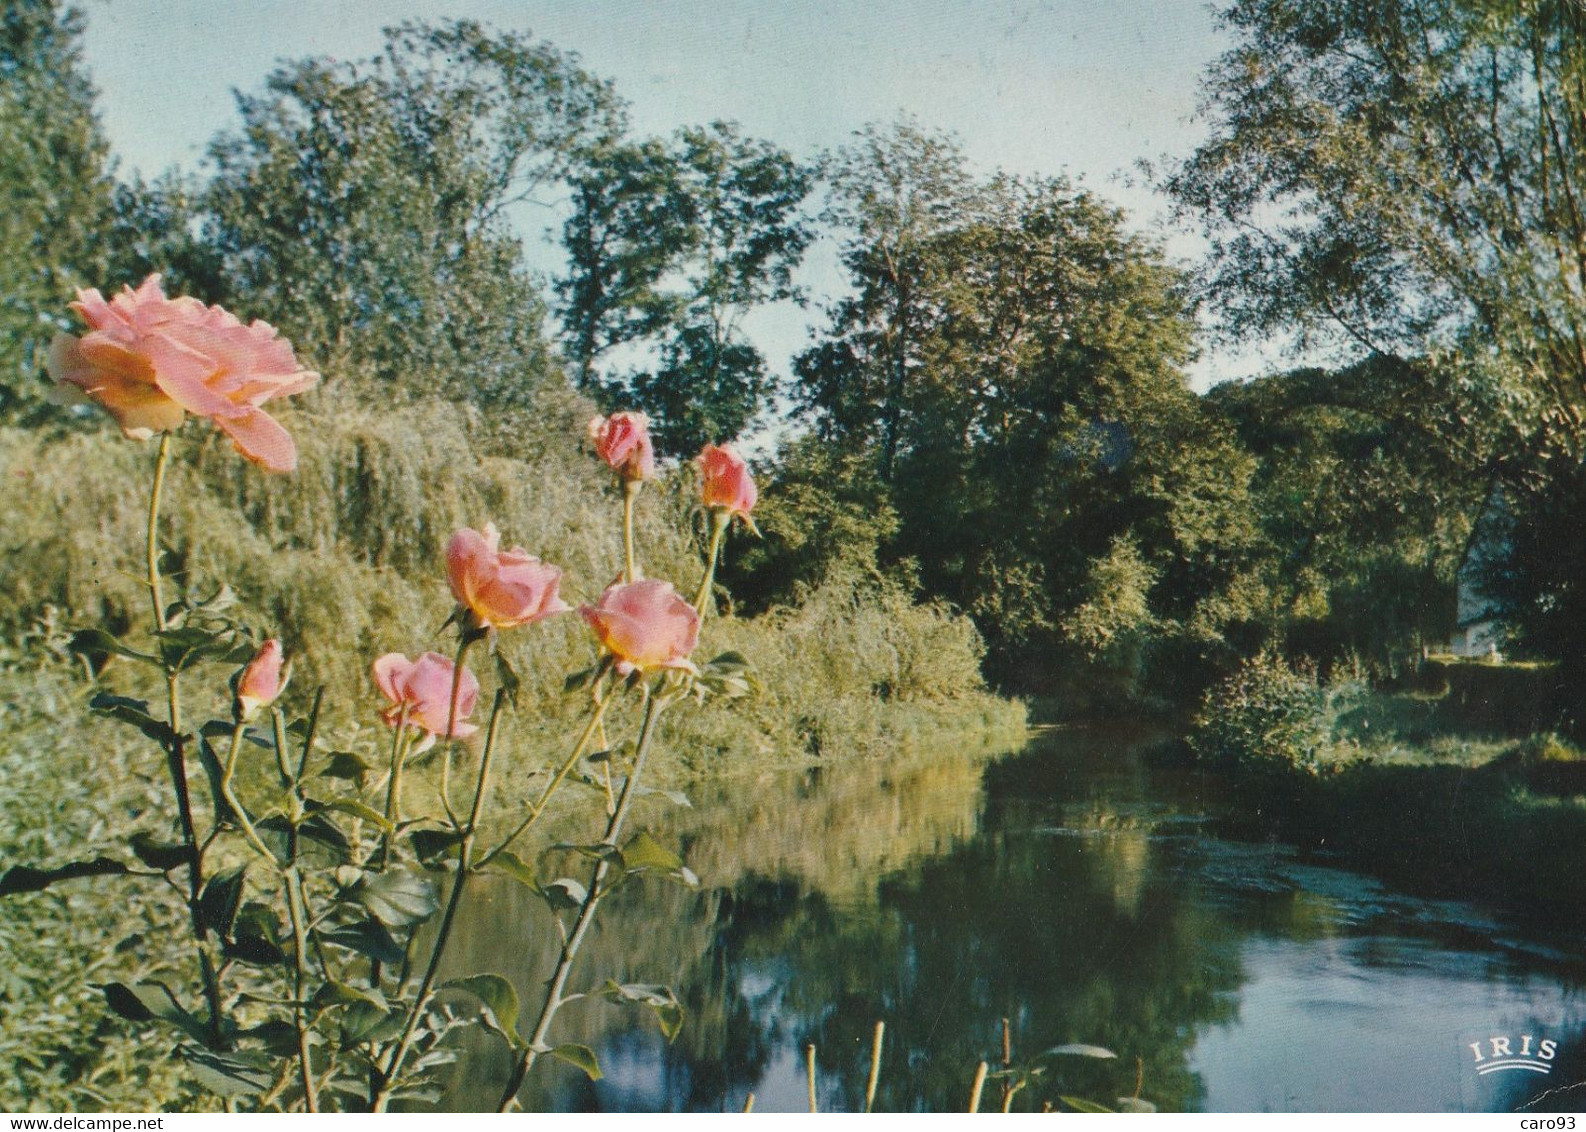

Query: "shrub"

xmin=1190 ymin=649 xmax=1326 ymax=773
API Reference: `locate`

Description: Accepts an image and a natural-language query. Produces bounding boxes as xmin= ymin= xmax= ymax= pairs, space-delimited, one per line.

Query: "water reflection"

xmin=436 ymin=725 xmax=1586 ymax=1112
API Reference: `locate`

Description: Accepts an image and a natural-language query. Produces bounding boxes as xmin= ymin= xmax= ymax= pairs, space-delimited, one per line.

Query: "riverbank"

xmin=0 ymin=659 xmax=1022 ymax=1112
xmin=1197 ymin=675 xmax=1586 ymax=930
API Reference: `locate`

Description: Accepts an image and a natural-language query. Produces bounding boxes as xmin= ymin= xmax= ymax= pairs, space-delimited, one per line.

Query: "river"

xmin=435 ymin=723 xmax=1586 ymax=1113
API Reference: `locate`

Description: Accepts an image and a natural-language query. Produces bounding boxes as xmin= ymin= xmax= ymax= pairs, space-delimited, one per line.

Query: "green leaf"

xmin=229 ymin=901 xmax=283 ymax=960
xmin=194 ymin=737 xmax=237 ymax=823
xmin=1115 ymin=1098 xmax=1157 ymax=1113
xmin=619 ymin=831 xmax=682 ymax=872
xmin=410 ymin=827 xmax=466 ymax=864
xmin=541 ymin=877 xmax=588 ymax=911
xmin=69 ymin=628 xmax=157 ymax=665
xmin=314 ymin=980 xmax=389 ymax=1011
xmin=704 ymin=650 xmax=751 ymax=672
xmin=240 ymin=1020 xmax=299 ymax=1057
xmin=156 ymin=625 xmax=247 ymax=673
xmin=257 ymin=813 xmax=351 ymax=868
xmin=179 ymin=1045 xmax=274 ymax=1097
xmin=481 ymin=850 xmax=539 ymax=890
xmin=1059 ymin=1097 xmax=1116 ymax=1114
xmin=98 ymin=982 xmax=208 ymax=1044
xmin=196 ymin=866 xmax=247 ymax=938
xmin=549 ymin=1043 xmax=602 ymax=1080
xmin=88 ymin=692 xmax=176 ymax=747
xmin=347 ymin=869 xmax=440 ymax=929
xmin=306 ymin=797 xmax=393 ymax=832
xmin=599 ymin=980 xmax=684 ymax=1041
xmin=318 ymin=751 xmax=374 ymax=782
xmin=616 ymin=831 xmax=697 ymax=887
xmin=1 ymin=857 xmax=130 ymax=896
xmin=320 ymin=918 xmax=405 ymax=965
xmin=224 ymin=930 xmax=286 ymax=968
xmin=1043 ymin=1044 xmax=1117 ymax=1060
xmin=340 ymin=1001 xmax=406 ymax=1046
xmin=129 ymin=832 xmax=188 ymax=871
xmin=445 ymin=974 xmax=523 ymax=1048
xmin=549 ymin=841 xmax=622 ymax=865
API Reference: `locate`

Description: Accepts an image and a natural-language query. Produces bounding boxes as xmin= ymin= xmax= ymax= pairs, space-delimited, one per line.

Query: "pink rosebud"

xmin=47 ymin=274 xmax=318 ymax=472
xmin=372 ymin=651 xmax=480 ymax=752
xmin=698 ymin=443 xmax=758 ymax=520
xmin=588 ymin=411 xmax=656 ymax=482
xmin=235 ymin=639 xmax=286 ymax=722
xmin=579 ymin=579 xmax=701 ymax=676
xmin=446 ymin=523 xmax=569 ymax=631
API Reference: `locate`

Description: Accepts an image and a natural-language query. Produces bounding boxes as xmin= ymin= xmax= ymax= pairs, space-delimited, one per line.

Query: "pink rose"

xmin=580 ymin=579 xmax=701 ymax=676
xmin=446 ymin=523 xmax=569 ymax=631
xmin=698 ymin=443 xmax=758 ymax=519
xmin=47 ymin=274 xmax=318 ymax=472
xmin=372 ymin=651 xmax=480 ymax=751
xmin=234 ymin=639 xmax=287 ymax=722
xmin=588 ymin=411 xmax=656 ymax=482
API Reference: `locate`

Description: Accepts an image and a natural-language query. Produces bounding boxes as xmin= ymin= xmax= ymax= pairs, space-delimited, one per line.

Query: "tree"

xmin=0 ymin=0 xmax=114 ymax=418
xmin=797 ymin=142 xmax=1260 ymax=688
xmin=795 ymin=118 xmax=976 ymax=477
xmin=1203 ymin=357 xmax=1487 ymax=668
xmin=1166 ymin=1 xmax=1586 ymax=675
xmin=558 ymin=121 xmax=813 ymax=455
xmin=204 ymin=20 xmax=625 ymax=407
xmin=1165 ymin=0 xmax=1586 ymax=457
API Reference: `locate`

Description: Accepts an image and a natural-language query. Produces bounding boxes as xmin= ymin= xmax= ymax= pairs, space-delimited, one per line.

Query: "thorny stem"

xmin=146 ymin=431 xmax=224 ymax=1047
xmin=692 ymin=509 xmax=731 ymax=617
xmin=495 ymin=690 xmax=668 ymax=1111
xmin=371 ymin=691 xmax=507 ymax=1113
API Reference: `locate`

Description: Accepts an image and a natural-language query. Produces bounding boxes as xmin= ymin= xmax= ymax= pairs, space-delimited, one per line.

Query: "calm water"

xmin=437 ymin=725 xmax=1586 ymax=1113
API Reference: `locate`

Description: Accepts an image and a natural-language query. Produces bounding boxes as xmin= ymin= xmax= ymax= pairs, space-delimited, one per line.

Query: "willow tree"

xmin=1167 ymin=0 xmax=1586 ymax=462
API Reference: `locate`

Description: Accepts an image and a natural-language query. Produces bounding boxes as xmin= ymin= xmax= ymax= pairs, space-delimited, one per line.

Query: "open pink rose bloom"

xmin=48 ymin=274 xmax=318 ymax=472
xmin=373 ymin=651 xmax=480 ymax=751
xmin=588 ymin=411 xmax=656 ymax=482
xmin=698 ymin=443 xmax=758 ymax=519
xmin=235 ymin=639 xmax=286 ymax=721
xmin=446 ymin=524 xmax=569 ymax=631
xmin=580 ymin=579 xmax=701 ymax=675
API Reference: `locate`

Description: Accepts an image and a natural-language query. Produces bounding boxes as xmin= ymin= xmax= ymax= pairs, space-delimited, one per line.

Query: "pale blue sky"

xmin=78 ymin=1 xmax=1264 ymax=389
